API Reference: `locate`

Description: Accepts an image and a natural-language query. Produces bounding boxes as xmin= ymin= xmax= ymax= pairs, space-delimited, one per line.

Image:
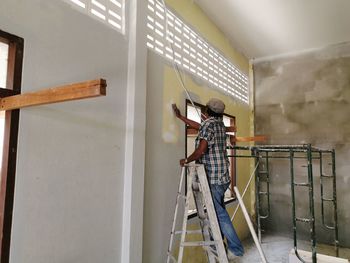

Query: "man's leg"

xmin=210 ymin=183 xmax=244 ymax=256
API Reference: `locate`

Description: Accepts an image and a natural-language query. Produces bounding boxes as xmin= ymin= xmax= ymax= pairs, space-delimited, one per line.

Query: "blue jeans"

xmin=210 ymin=182 xmax=244 ymax=256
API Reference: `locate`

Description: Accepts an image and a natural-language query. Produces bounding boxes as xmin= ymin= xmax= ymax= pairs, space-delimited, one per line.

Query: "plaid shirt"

xmin=195 ymin=117 xmax=230 ymax=185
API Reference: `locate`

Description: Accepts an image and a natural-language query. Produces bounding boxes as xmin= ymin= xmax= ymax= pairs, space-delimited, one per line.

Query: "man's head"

xmin=206 ymin=98 xmax=225 ymax=117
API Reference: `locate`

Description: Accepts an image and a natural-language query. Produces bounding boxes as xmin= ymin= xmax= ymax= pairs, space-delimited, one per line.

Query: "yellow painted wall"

xmin=158 ymin=0 xmax=255 ymax=261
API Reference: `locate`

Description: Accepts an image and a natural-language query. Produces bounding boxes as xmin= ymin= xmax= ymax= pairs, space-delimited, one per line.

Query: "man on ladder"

xmin=173 ymin=98 xmax=244 ymax=261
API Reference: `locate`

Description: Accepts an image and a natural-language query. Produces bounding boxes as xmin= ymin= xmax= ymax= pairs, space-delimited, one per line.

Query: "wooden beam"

xmin=0 ymin=79 xmax=107 ymax=111
xmin=233 ymin=136 xmax=267 ymax=142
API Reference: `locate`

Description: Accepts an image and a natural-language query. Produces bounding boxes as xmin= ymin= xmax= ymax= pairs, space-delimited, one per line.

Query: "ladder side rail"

xmin=177 ymin=167 xmax=193 ymax=263
xmin=196 ymin=165 xmax=228 ymax=263
xmin=266 ymin=151 xmax=271 ymax=218
xmin=167 ymin=167 xmax=186 ymax=263
xmin=290 ymin=149 xmax=306 ymax=263
xmin=331 ymin=150 xmax=339 ymax=257
xmin=254 ymin=149 xmax=262 ymax=242
xmin=320 ymin=151 xmax=326 ymax=228
xmin=191 ymin=174 xmax=217 ymax=263
xmin=307 ymin=144 xmax=317 ymax=263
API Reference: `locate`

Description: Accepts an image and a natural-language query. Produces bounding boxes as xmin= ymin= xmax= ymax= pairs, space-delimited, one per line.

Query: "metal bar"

xmin=234 ymin=187 xmax=268 ymax=263
xmin=254 ymin=149 xmax=262 ymax=243
xmin=265 ymin=151 xmax=270 ymax=218
xmin=174 ymin=230 xmax=203 ymax=235
xmin=228 ymin=154 xmax=319 ymax=160
xmin=294 ymin=182 xmax=310 ymax=187
xmin=167 ymin=167 xmax=186 ymax=263
xmin=289 ymin=149 xmax=306 ymax=263
xmin=177 ymin=167 xmax=193 ymax=262
xmin=181 ymin=241 xmax=218 ymax=247
xmin=332 ymin=150 xmax=339 ymax=257
xmin=307 ymin=144 xmax=317 ymax=263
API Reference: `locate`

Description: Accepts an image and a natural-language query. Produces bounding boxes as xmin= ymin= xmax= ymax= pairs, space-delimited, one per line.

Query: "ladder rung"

xmin=324 ymin=224 xmax=336 ymax=230
xmin=321 ymin=197 xmax=334 ymax=202
xmin=181 ymin=241 xmax=218 ymax=247
xmin=174 ymin=230 xmax=202 ymax=235
xmin=259 ymin=215 xmax=269 ymax=219
xmin=259 ymin=191 xmax=268 ymax=195
xmin=295 ymin=217 xmax=312 ymax=223
xmin=258 ymin=171 xmax=268 ymax=174
xmin=177 ymin=193 xmax=186 ymax=199
xmin=166 ymin=252 xmax=177 ymax=263
xmin=293 ymin=182 xmax=310 ymax=187
xmin=321 ymin=174 xmax=334 ymax=178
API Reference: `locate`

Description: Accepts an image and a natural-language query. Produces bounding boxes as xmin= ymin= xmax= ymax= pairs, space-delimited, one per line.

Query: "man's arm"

xmin=180 ymin=139 xmax=208 ymax=166
xmin=172 ymin=104 xmax=200 ymax=130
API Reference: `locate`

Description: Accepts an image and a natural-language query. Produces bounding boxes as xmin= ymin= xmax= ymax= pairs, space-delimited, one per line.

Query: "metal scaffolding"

xmin=227 ymin=144 xmax=339 ymax=263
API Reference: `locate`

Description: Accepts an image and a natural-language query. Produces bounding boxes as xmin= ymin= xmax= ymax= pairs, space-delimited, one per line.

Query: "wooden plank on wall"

xmin=0 ymin=79 xmax=107 ymax=111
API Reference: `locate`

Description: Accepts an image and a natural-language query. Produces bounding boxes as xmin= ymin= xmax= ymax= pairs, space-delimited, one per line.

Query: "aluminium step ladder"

xmin=166 ymin=164 xmax=229 ymax=263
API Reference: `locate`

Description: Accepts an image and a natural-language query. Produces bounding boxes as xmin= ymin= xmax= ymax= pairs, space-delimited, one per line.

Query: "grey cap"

xmin=206 ymin=98 xmax=225 ymax=114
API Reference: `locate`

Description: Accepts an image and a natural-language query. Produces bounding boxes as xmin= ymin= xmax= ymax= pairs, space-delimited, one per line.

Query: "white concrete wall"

xmin=0 ymin=0 xmax=130 ymax=262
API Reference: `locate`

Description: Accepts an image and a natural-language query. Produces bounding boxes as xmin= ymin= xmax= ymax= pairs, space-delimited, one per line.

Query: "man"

xmin=173 ymin=98 xmax=244 ymax=261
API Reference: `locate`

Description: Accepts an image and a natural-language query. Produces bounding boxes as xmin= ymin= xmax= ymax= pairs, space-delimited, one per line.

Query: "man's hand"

xmin=180 ymin=159 xmax=186 ymax=167
xmin=172 ymin=104 xmax=181 ymax=118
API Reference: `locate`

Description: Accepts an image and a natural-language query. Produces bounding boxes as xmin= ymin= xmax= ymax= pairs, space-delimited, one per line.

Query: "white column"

xmin=121 ymin=0 xmax=147 ymax=262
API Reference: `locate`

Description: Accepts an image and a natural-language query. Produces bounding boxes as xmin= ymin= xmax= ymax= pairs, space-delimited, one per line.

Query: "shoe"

xmin=227 ymin=250 xmax=239 ymax=262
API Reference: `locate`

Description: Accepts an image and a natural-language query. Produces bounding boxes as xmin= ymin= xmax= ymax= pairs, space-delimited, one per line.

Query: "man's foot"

xmin=227 ymin=250 xmax=240 ymax=262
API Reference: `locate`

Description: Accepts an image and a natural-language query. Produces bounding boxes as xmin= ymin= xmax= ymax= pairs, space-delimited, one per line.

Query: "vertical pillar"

xmin=121 ymin=0 xmax=147 ymax=262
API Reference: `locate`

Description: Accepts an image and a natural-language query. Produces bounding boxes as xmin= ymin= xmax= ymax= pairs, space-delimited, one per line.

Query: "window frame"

xmin=0 ymin=29 xmax=23 ymax=263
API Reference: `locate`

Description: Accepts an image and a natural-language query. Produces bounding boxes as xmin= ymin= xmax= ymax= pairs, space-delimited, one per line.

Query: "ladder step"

xmin=259 ymin=215 xmax=269 ymax=219
xmin=293 ymin=182 xmax=310 ymax=187
xmin=321 ymin=197 xmax=334 ymax=202
xmin=181 ymin=241 xmax=219 ymax=247
xmin=177 ymin=193 xmax=186 ymax=200
xmin=174 ymin=230 xmax=203 ymax=235
xmin=259 ymin=191 xmax=268 ymax=195
xmin=295 ymin=217 xmax=312 ymax=223
xmin=321 ymin=174 xmax=334 ymax=178
xmin=324 ymin=224 xmax=336 ymax=230
xmin=258 ymin=171 xmax=268 ymax=174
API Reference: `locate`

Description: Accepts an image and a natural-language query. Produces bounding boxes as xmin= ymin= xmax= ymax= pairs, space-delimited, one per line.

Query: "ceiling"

xmin=195 ymin=0 xmax=350 ymax=61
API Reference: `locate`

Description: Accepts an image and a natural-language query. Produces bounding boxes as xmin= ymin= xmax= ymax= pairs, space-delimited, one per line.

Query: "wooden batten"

xmin=0 ymin=79 xmax=107 ymax=111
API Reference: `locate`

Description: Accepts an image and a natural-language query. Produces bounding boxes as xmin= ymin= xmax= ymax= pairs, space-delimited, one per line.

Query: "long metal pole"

xmin=332 ymin=150 xmax=339 ymax=257
xmin=307 ymin=144 xmax=317 ymax=263
xmin=254 ymin=149 xmax=262 ymax=242
xmin=234 ymin=187 xmax=267 ymax=263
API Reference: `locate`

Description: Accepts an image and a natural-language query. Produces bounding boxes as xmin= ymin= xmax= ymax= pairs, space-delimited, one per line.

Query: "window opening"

xmin=147 ymin=0 xmax=249 ymax=104
xmin=62 ymin=0 xmax=125 ymax=33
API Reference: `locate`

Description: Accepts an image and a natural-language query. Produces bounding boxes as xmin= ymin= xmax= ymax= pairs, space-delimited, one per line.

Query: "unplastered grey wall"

xmin=254 ymin=43 xmax=350 ymax=247
xmin=0 ymin=0 xmax=128 ymax=262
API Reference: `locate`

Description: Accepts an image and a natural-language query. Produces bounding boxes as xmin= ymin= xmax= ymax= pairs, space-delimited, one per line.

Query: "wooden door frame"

xmin=0 ymin=29 xmax=23 ymax=263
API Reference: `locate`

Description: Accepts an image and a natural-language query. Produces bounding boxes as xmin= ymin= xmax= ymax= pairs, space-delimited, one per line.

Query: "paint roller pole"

xmin=234 ymin=186 xmax=267 ymax=263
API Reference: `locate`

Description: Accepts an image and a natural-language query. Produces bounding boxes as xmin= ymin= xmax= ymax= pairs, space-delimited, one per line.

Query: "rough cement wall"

xmin=254 ymin=43 xmax=350 ymax=247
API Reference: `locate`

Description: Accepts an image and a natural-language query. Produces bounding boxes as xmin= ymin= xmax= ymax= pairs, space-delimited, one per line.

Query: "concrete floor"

xmin=235 ymin=234 xmax=350 ymax=263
